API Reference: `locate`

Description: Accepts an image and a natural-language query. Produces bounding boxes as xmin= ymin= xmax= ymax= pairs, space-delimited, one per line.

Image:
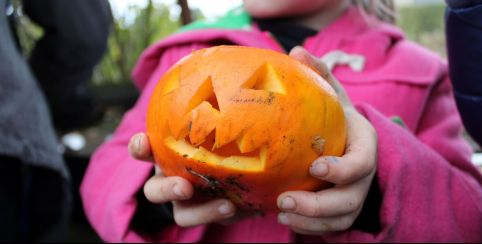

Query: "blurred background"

xmin=6 ymin=0 xmax=480 ymax=242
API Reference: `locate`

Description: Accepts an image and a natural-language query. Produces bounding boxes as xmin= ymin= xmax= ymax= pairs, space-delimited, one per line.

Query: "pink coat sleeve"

xmin=80 ymin=43 xmax=210 ymax=242
xmin=323 ymin=77 xmax=482 ymax=242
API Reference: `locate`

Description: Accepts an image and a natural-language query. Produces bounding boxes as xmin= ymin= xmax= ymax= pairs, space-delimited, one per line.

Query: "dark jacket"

xmin=0 ymin=0 xmax=110 ymax=241
xmin=445 ymin=2 xmax=482 ymax=145
xmin=23 ymin=0 xmax=112 ymax=130
xmin=0 ymin=1 xmax=70 ymax=241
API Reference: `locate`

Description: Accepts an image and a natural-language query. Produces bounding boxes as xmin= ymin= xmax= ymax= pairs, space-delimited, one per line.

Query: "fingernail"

xmin=218 ymin=202 xmax=233 ymax=215
xmin=135 ymin=134 xmax=142 ymax=153
xmin=173 ymin=184 xmax=186 ymax=198
xmin=280 ymin=196 xmax=296 ymax=210
xmin=310 ymin=160 xmax=328 ymax=177
xmin=278 ymin=213 xmax=290 ymax=225
xmin=326 ymin=156 xmax=339 ymax=164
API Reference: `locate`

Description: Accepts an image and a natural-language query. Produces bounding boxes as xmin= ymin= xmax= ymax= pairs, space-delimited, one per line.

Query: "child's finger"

xmin=172 ymin=199 xmax=236 ymax=227
xmin=277 ymin=211 xmax=356 ymax=234
xmin=143 ymin=175 xmax=193 ymax=204
xmin=288 ymin=46 xmax=351 ymax=107
xmin=128 ymin=132 xmax=154 ymax=162
xmin=284 ymin=226 xmax=323 ymax=237
xmin=310 ymin=110 xmax=377 ymax=185
xmin=277 ymin=172 xmax=372 ymax=218
xmin=217 ymin=210 xmax=263 ymax=226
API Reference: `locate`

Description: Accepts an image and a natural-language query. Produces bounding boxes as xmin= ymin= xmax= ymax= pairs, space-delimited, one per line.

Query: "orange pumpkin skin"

xmin=146 ymin=46 xmax=347 ymax=211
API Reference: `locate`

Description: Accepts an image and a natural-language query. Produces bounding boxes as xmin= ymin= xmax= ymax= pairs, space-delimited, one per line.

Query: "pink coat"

xmin=80 ymin=7 xmax=482 ymax=242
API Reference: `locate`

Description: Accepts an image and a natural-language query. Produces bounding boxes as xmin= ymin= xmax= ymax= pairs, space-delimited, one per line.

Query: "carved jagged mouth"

xmin=162 ymin=62 xmax=288 ymax=172
xmin=165 ymin=136 xmax=268 ymax=172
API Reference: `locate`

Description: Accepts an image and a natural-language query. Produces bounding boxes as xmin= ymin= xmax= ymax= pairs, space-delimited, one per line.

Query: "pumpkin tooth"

xmin=168 ymin=111 xmax=191 ymax=140
xmin=235 ymin=132 xmax=257 ymax=154
xmin=235 ymin=128 xmax=270 ymax=154
xmin=188 ymin=101 xmax=220 ymax=146
xmin=212 ymin=120 xmax=244 ymax=150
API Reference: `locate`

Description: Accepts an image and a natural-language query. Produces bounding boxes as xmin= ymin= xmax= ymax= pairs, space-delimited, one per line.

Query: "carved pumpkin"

xmin=146 ymin=46 xmax=346 ymax=211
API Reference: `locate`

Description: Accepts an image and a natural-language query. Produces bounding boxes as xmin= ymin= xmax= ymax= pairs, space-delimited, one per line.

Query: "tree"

xmin=92 ymin=0 xmax=182 ymax=85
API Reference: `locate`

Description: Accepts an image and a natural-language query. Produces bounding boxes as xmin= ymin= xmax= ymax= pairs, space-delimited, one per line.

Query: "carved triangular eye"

xmin=162 ymin=67 xmax=180 ymax=95
xmin=186 ymin=76 xmax=220 ymax=113
xmin=242 ymin=63 xmax=286 ymax=95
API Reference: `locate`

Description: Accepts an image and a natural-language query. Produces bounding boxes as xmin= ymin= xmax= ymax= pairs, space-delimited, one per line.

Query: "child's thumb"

xmin=289 ymin=46 xmax=352 ymax=107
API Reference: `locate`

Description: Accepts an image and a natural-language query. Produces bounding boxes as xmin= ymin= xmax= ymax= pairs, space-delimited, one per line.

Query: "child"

xmin=80 ymin=0 xmax=482 ymax=242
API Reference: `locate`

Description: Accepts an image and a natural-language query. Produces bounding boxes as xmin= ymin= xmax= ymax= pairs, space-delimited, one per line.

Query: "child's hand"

xmin=128 ymin=133 xmax=252 ymax=227
xmin=275 ymin=47 xmax=378 ymax=235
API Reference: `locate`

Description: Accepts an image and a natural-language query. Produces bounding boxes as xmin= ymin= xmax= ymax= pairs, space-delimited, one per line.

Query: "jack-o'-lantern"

xmin=146 ymin=46 xmax=346 ymax=211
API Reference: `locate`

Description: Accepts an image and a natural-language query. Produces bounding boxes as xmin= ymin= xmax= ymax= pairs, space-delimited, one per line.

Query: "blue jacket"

xmin=445 ymin=2 xmax=482 ymax=145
